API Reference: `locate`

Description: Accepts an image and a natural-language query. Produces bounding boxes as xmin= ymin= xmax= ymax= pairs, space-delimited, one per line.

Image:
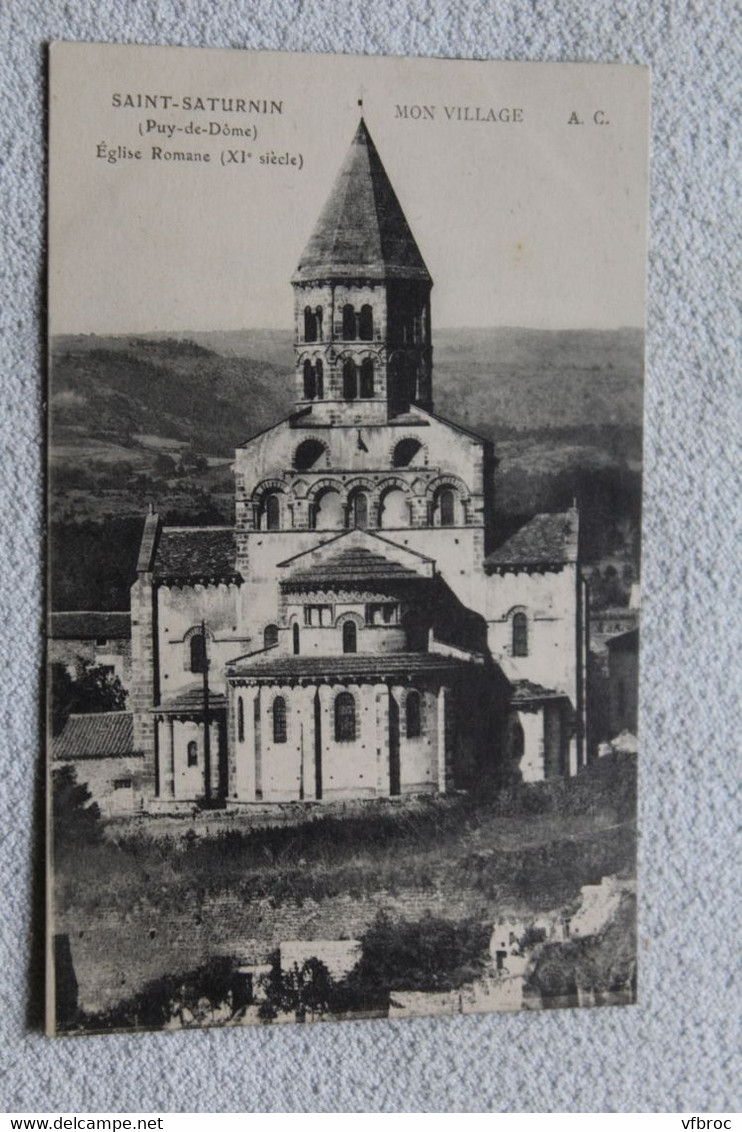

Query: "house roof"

xmin=485 ymin=511 xmax=578 ymax=572
xmin=509 ymin=680 xmax=567 ymax=705
xmin=227 ymin=651 xmax=474 ymax=681
xmin=153 ymin=527 xmax=242 ymax=584
xmin=606 ymin=627 xmax=639 ymax=652
xmin=155 ymin=685 xmax=228 ymax=715
xmin=293 ymin=119 xmax=431 ymax=284
xmin=49 ymin=611 xmax=130 ymax=640
xmin=53 ymin=711 xmax=140 ymax=760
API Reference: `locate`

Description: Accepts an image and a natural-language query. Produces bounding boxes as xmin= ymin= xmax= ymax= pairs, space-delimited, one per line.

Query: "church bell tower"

xmin=291 ymin=118 xmax=433 ymax=425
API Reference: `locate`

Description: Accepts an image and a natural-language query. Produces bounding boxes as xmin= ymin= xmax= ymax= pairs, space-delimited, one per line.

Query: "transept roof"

xmin=485 ymin=511 xmax=579 ymax=573
xmin=152 ymin=528 xmax=242 ymax=585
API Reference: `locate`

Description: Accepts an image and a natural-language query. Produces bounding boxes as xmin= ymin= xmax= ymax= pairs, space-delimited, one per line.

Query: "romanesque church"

xmin=102 ymin=119 xmax=588 ymax=811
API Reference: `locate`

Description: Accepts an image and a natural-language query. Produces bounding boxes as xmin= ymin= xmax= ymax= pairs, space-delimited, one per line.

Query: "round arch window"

xmin=393 ymin=438 xmax=422 ymax=467
xmin=294 ymin=439 xmax=326 ymax=471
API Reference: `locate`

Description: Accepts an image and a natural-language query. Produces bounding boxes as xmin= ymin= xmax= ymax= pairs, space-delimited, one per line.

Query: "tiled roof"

xmin=283 ymin=545 xmax=428 ymax=587
xmin=485 ymin=512 xmax=578 ymax=571
xmin=228 ymin=651 xmax=474 ymax=680
xmin=153 ymin=528 xmax=242 ymax=583
xmin=293 ymin=120 xmax=431 ymax=283
xmin=156 ymin=685 xmax=228 ymax=714
xmin=53 ymin=711 xmax=140 ymax=760
xmin=509 ymin=680 xmax=566 ymax=705
xmin=49 ymin=611 xmax=130 ymax=640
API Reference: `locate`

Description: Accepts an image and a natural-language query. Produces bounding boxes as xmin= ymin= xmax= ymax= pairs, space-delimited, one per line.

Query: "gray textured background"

xmin=1 ymin=0 xmax=740 ymax=1113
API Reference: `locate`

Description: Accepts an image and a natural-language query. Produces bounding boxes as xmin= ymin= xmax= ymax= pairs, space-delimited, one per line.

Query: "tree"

xmin=51 ymin=660 xmax=128 ymax=737
xmin=52 ymin=764 xmax=101 ymax=851
xmin=153 ymin=452 xmax=177 ymax=477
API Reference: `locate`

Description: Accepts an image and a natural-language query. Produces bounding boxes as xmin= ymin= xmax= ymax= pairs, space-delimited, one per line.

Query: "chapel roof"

xmin=49 ymin=611 xmax=131 ymax=640
xmin=282 ymin=545 xmax=429 ymax=587
xmin=227 ymin=651 xmax=474 ymax=680
xmin=53 ymin=711 xmax=140 ymax=760
xmin=485 ymin=511 xmax=579 ymax=573
xmin=293 ymin=119 xmax=431 ymax=284
xmin=277 ymin=528 xmax=435 ymax=588
xmin=152 ymin=527 xmax=242 ymax=585
xmin=155 ymin=685 xmax=228 ymax=715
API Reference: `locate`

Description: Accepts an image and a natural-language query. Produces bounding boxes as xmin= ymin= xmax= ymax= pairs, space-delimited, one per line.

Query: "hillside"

xmin=48 ymin=327 xmax=643 ymax=609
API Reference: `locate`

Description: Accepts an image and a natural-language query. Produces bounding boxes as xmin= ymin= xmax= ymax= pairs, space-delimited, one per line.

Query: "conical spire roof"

xmin=293 ymin=119 xmax=431 ymax=283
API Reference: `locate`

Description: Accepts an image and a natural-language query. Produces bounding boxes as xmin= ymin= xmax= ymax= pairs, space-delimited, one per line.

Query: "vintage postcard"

xmin=47 ymin=43 xmax=649 ymax=1034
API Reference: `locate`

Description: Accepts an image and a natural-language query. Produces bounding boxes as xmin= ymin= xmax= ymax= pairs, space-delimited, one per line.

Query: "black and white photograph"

xmin=47 ymin=43 xmax=649 ymax=1035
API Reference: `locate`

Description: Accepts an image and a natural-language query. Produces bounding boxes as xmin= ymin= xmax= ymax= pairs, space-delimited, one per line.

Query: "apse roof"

xmin=293 ymin=119 xmax=431 ymax=284
xmin=227 ymin=652 xmax=473 ymax=679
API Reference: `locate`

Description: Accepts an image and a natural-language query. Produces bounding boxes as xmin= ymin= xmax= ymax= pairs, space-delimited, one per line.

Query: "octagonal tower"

xmin=292 ymin=119 xmax=433 ymax=424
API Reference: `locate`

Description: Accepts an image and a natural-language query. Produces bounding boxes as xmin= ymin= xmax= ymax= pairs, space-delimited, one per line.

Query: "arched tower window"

xmin=334 ymin=692 xmax=356 ymax=741
xmin=237 ymin=697 xmax=245 ymax=743
xmin=343 ymin=358 xmax=357 ymax=400
xmin=272 ymin=696 xmax=287 ymax=744
xmin=293 ymin=622 xmax=300 ymax=655
xmin=512 ymin=612 xmax=528 ymax=657
xmin=264 ymin=493 xmax=281 ymax=530
xmin=190 ymin=632 xmax=206 ymax=674
xmin=406 ymin=691 xmax=422 ymax=738
xmin=315 ymin=306 xmax=323 ymax=340
xmin=304 ymin=306 xmax=317 ymax=343
xmin=359 ymin=304 xmax=373 ymax=341
xmin=342 ymin=620 xmax=357 ymax=654
xmin=315 ymin=359 xmax=324 ymax=399
xmin=303 ymin=359 xmax=316 ymax=400
xmin=187 ymin=740 xmax=198 ymax=767
xmin=264 ymin=624 xmax=279 ymax=649
xmin=438 ymin=488 xmax=455 ymax=527
xmin=360 ymin=358 xmax=374 ymax=398
xmin=342 ymin=304 xmax=356 ymax=340
xmin=350 ymin=492 xmax=369 ymax=529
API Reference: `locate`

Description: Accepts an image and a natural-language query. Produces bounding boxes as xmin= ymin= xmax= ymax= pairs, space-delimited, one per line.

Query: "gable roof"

xmin=485 ymin=511 xmax=579 ymax=572
xmin=53 ymin=711 xmax=140 ymax=760
xmin=293 ymin=119 xmax=431 ymax=284
xmin=152 ymin=528 xmax=242 ymax=585
xmin=278 ymin=528 xmax=435 ymax=588
xmin=49 ymin=611 xmax=130 ymax=641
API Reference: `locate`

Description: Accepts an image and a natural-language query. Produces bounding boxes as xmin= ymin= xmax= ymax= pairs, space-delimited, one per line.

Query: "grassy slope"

xmin=54 ymin=757 xmax=636 ymax=1011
